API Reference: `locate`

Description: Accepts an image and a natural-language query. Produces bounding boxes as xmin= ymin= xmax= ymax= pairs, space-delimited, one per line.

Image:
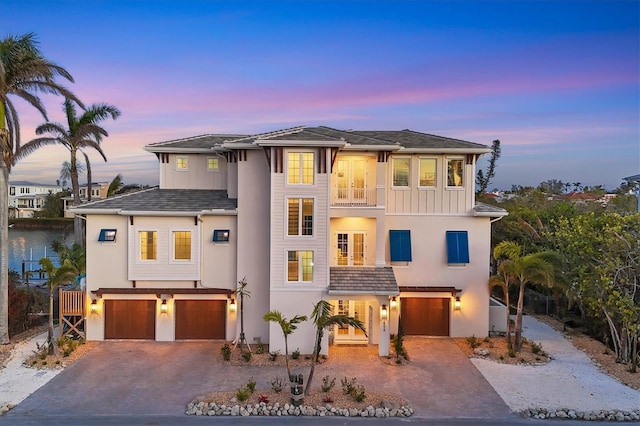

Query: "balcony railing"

xmin=331 ymin=187 xmax=377 ymax=206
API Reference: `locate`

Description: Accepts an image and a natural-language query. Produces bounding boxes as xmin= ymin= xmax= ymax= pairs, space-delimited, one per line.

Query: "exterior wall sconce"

xmin=381 ymin=304 xmax=388 ymax=320
xmin=454 ymin=296 xmax=461 ymax=311
xmin=161 ymin=299 xmax=168 ymax=314
xmin=390 ymin=296 xmax=397 ymax=310
xmin=90 ymin=299 xmax=98 ymax=314
xmin=229 ymin=298 xmax=237 ymax=312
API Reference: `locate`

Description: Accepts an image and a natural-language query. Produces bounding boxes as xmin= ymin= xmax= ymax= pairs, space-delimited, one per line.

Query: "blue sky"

xmin=4 ymin=0 xmax=639 ymax=191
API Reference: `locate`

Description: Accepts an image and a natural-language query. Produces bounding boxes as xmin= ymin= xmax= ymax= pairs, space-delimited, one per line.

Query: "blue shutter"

xmin=446 ymin=231 xmax=469 ymax=264
xmin=390 ymin=230 xmax=412 ymax=262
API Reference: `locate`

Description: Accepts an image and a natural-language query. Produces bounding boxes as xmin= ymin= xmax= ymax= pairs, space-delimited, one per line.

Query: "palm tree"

xmin=24 ymin=98 xmax=121 ymax=207
xmin=493 ymin=241 xmax=560 ymax=351
xmin=304 ymin=300 xmax=366 ymax=396
xmin=39 ymin=257 xmax=76 ymax=357
xmin=107 ymin=173 xmax=123 ymax=197
xmin=263 ymin=310 xmax=307 ymax=381
xmin=489 ymin=244 xmax=515 ymax=348
xmin=0 ymin=32 xmax=78 ymax=344
xmin=22 ymin=98 xmax=120 ymax=244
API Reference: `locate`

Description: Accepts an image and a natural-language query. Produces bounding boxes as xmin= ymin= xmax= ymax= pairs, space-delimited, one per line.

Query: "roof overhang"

xmin=395 ymin=148 xmax=491 ymax=155
xmin=254 ymin=139 xmax=347 ymax=148
xmin=340 ymin=144 xmax=401 ymax=151
xmin=92 ymin=287 xmax=233 ymax=298
xmin=69 ymin=208 xmax=237 ymax=216
xmin=399 ymin=286 xmax=462 ymax=295
xmin=143 ymin=147 xmax=226 ymax=154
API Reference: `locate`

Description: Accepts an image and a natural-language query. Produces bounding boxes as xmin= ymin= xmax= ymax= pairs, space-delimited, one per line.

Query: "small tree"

xmin=235 ymin=277 xmax=250 ymax=354
xmin=263 ymin=310 xmax=307 ymax=381
xmin=393 ymin=315 xmax=409 ymax=362
xmin=39 ymin=258 xmax=76 ymax=356
xmin=304 ymin=300 xmax=366 ymax=396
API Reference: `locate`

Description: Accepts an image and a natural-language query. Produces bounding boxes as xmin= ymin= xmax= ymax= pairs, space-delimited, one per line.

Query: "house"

xmin=8 ymin=180 xmax=63 ymax=218
xmin=71 ymin=126 xmax=507 ymax=356
xmin=63 ymin=182 xmax=110 ymax=218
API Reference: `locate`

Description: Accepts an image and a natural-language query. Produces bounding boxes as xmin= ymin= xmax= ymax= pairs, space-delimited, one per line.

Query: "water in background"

xmin=7 ymin=228 xmax=75 ymax=275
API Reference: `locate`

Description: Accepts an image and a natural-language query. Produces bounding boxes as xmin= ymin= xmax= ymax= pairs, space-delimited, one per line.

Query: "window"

xmin=98 ymin=229 xmax=117 ymax=242
xmin=446 ymin=231 xmax=469 ymax=264
xmin=176 ymin=157 xmax=188 ymax=170
xmin=173 ymin=231 xmax=191 ymax=260
xmin=447 ymin=158 xmax=464 ymax=187
xmin=392 ymin=158 xmax=410 ymax=187
xmin=287 ymin=152 xmax=314 ymax=184
xmin=287 ymin=198 xmax=313 ymax=236
xmin=419 ymin=158 xmax=437 ymax=187
xmin=389 ymin=230 xmax=412 ymax=262
xmin=207 ymin=157 xmax=219 ymax=171
xmin=213 ymin=229 xmax=230 ymax=242
xmin=9 ymin=187 xmax=14 ymax=196
xmin=287 ymin=250 xmax=313 ymax=282
xmin=140 ymin=231 xmax=157 ymax=260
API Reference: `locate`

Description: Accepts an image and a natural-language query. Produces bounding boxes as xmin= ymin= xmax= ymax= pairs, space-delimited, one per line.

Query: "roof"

xmin=329 ymin=267 xmax=399 ymax=295
xmin=145 ymin=126 xmax=490 ymax=153
xmin=623 ymin=174 xmax=640 ymax=182
xmin=474 ymin=202 xmax=508 ymax=218
xmin=70 ymin=188 xmax=237 ymax=214
xmin=9 ymin=181 xmax=60 ymax=187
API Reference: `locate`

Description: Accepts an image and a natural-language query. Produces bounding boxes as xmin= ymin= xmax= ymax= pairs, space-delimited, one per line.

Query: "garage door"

xmin=401 ymin=298 xmax=450 ymax=336
xmin=175 ymin=300 xmax=225 ymax=340
xmin=104 ymin=300 xmax=155 ymax=339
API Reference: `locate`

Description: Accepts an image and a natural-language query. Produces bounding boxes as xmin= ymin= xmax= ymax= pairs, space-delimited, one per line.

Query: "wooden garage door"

xmin=104 ymin=300 xmax=155 ymax=339
xmin=401 ymin=298 xmax=450 ymax=336
xmin=175 ymin=300 xmax=225 ymax=340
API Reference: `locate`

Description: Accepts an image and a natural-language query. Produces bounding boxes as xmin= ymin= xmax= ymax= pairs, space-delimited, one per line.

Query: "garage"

xmin=401 ymin=297 xmax=450 ymax=336
xmin=175 ymin=300 xmax=226 ymax=340
xmin=104 ymin=300 xmax=155 ymax=339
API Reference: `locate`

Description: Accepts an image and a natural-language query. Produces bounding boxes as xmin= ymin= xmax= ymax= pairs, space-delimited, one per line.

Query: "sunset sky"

xmin=4 ymin=0 xmax=639 ymax=191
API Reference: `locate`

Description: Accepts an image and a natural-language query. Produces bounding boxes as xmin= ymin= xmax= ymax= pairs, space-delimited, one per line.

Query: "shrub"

xmin=255 ymin=342 xmax=265 ymax=354
xmin=236 ymin=387 xmax=250 ymax=402
xmin=270 ymin=377 xmax=284 ymax=393
xmin=466 ymin=335 xmax=481 ymax=349
xmin=292 ymin=348 xmax=300 ymax=360
xmin=221 ymin=343 xmax=232 ymax=361
xmin=258 ymin=394 xmax=269 ymax=404
xmin=241 ymin=351 xmax=252 ymax=362
xmin=531 ymin=341 xmax=543 ymax=355
xmin=246 ymin=377 xmax=256 ymax=393
xmin=341 ymin=377 xmax=357 ymax=395
xmin=508 ymin=348 xmax=517 ymax=358
xmin=393 ymin=317 xmax=409 ymax=361
xmin=322 ymin=396 xmax=334 ymax=404
xmin=351 ymin=384 xmax=367 ymax=402
xmin=269 ymin=350 xmax=280 ymax=361
xmin=321 ymin=375 xmax=336 ymax=392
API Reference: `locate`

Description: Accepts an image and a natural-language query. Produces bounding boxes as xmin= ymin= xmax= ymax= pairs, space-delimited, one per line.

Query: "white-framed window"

xmin=447 ymin=158 xmax=464 ymax=187
xmin=139 ymin=231 xmax=157 ymax=260
xmin=287 ymin=198 xmax=313 ymax=236
xmin=287 ymin=152 xmax=314 ymax=184
xmin=287 ymin=250 xmax=313 ymax=282
xmin=9 ymin=187 xmax=15 ymax=196
xmin=173 ymin=231 xmax=191 ymax=261
xmin=176 ymin=157 xmax=188 ymax=171
xmin=207 ymin=157 xmax=219 ymax=171
xmin=419 ymin=158 xmax=437 ymax=187
xmin=392 ymin=157 xmax=410 ymax=187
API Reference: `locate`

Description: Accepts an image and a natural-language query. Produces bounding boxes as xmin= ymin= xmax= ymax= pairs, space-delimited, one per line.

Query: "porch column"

xmin=376 ymin=296 xmax=390 ymax=356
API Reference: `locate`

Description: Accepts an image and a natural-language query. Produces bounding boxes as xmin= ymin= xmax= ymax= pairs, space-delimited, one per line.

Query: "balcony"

xmin=331 ymin=187 xmax=377 ymax=207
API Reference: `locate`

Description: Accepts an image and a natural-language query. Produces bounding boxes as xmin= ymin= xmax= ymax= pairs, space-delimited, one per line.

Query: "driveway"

xmin=5 ymin=337 xmax=513 ymax=420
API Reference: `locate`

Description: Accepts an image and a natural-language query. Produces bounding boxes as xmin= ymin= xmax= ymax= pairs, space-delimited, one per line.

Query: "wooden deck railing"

xmin=59 ymin=289 xmax=85 ymax=315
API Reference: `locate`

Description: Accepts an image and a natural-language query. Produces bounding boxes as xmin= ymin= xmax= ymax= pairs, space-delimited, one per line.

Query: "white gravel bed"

xmin=471 ymin=316 xmax=640 ymax=414
xmin=0 ymin=331 xmax=61 ymax=412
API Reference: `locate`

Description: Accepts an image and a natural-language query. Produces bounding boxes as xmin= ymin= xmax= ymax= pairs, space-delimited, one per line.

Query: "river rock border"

xmin=519 ymin=408 xmax=640 ymax=422
xmin=186 ymin=401 xmax=414 ymax=417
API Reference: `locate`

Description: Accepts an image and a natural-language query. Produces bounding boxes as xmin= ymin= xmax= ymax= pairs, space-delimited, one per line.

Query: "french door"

xmin=336 ymin=232 xmax=365 ymax=266
xmin=336 ymin=158 xmax=366 ymax=204
xmin=335 ymin=300 xmax=367 ymax=342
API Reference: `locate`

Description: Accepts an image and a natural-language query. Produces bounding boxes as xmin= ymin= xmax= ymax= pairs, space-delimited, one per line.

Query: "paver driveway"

xmin=7 ymin=337 xmax=513 ymax=420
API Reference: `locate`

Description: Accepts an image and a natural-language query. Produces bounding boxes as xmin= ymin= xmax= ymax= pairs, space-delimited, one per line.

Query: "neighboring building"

xmin=71 ymin=126 xmax=507 ymax=356
xmin=63 ymin=182 xmax=110 ymax=218
xmin=8 ymin=181 xmax=63 ymax=218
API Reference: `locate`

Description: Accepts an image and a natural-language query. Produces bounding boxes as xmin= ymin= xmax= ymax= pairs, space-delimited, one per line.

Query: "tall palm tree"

xmin=0 ymin=32 xmax=78 ymax=344
xmin=263 ymin=310 xmax=307 ymax=381
xmin=107 ymin=173 xmax=123 ymax=197
xmin=304 ymin=300 xmax=366 ymax=396
xmin=493 ymin=241 xmax=560 ymax=351
xmin=39 ymin=257 xmax=76 ymax=357
xmin=489 ymin=245 xmax=515 ymax=348
xmin=23 ymin=98 xmax=121 ymax=207
xmin=22 ymin=98 xmax=120 ymax=244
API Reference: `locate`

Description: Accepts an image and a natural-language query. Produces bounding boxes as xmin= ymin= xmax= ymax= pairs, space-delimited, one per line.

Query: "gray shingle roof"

xmin=145 ymin=134 xmax=248 ymax=151
xmin=350 ymin=130 xmax=488 ymax=149
xmin=71 ymin=188 xmax=237 ymax=213
xmin=329 ymin=267 xmax=399 ymax=295
xmin=474 ymin=202 xmax=508 ymax=217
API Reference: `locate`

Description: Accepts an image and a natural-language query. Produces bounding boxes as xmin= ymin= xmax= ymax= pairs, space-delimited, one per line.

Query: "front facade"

xmin=8 ymin=181 xmax=63 ymax=218
xmin=72 ymin=126 xmax=506 ymax=356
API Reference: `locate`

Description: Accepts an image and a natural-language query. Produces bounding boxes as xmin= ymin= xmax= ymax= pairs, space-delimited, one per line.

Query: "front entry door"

xmin=336 ymin=158 xmax=366 ymax=204
xmin=336 ymin=232 xmax=365 ymax=266
xmin=335 ymin=300 xmax=367 ymax=343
